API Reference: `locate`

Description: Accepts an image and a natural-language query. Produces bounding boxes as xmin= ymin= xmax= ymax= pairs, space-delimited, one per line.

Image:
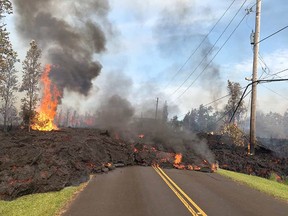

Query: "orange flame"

xmin=174 ymin=153 xmax=186 ymax=169
xmin=174 ymin=153 xmax=182 ymax=164
xmin=31 ymin=64 xmax=61 ymax=131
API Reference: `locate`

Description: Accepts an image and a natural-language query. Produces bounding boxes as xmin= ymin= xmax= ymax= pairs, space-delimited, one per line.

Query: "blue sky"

xmin=6 ymin=0 xmax=288 ymax=117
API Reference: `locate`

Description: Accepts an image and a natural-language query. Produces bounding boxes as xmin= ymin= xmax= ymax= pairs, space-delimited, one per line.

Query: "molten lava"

xmin=174 ymin=153 xmax=185 ymax=169
xmin=174 ymin=153 xmax=182 ymax=164
xmin=31 ymin=64 xmax=61 ymax=131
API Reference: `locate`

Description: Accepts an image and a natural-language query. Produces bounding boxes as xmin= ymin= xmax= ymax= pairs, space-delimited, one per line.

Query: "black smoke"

xmin=13 ymin=0 xmax=110 ymax=96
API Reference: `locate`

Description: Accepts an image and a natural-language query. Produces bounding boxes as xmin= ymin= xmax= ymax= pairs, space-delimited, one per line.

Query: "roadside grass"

xmin=0 ymin=183 xmax=87 ymax=216
xmin=218 ymin=169 xmax=288 ymax=202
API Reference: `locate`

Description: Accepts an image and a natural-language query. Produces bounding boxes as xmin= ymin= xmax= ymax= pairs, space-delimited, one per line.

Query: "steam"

xmin=154 ymin=1 xmax=223 ymax=106
xmin=13 ymin=0 xmax=110 ymax=96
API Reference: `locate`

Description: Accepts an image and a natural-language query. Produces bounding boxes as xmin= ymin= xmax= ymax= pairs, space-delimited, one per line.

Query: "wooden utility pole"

xmin=250 ymin=0 xmax=262 ymax=155
xmin=155 ymin=97 xmax=159 ymax=120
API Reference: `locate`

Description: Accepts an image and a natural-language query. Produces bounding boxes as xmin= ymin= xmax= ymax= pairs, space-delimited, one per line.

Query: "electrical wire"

xmin=263 ymin=68 xmax=288 ymax=79
xmin=228 ymin=78 xmax=288 ymax=123
xmin=257 ymin=25 xmax=288 ymax=44
xmin=216 ymin=89 xmax=251 ymax=124
xmin=203 ymin=86 xmax=246 ymax=107
xmin=176 ymin=12 xmax=248 ymax=100
xmin=169 ymin=0 xmax=248 ymax=97
xmin=229 ymin=87 xmax=252 ymax=123
xmin=164 ymin=0 xmax=237 ymax=90
xmin=260 ymin=84 xmax=288 ymax=101
xmin=175 ymin=86 xmax=247 ymax=119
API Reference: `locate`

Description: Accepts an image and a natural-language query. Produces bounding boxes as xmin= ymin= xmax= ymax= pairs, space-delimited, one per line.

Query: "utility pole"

xmin=250 ymin=0 xmax=262 ymax=155
xmin=155 ymin=97 xmax=159 ymax=120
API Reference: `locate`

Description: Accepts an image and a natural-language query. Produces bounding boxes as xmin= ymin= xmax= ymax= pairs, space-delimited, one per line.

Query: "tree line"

xmin=0 ymin=1 xmax=42 ymax=131
xmin=169 ymin=80 xmax=288 ymax=140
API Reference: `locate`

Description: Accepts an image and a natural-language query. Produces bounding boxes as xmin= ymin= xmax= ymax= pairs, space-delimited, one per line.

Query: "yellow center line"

xmin=152 ymin=166 xmax=197 ymax=215
xmin=152 ymin=165 xmax=208 ymax=216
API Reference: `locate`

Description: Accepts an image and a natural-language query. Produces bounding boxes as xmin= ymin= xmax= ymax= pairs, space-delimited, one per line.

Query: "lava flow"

xmin=31 ymin=64 xmax=61 ymax=131
xmin=173 ymin=153 xmax=185 ymax=169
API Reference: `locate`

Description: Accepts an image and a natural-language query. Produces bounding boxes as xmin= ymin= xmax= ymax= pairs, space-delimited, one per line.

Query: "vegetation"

xmin=183 ymin=104 xmax=220 ymax=133
xmin=0 ymin=0 xmax=19 ymax=131
xmin=19 ymin=40 xmax=42 ymax=131
xmin=218 ymin=169 xmax=288 ymax=201
xmin=0 ymin=43 xmax=18 ymax=131
xmin=224 ymin=80 xmax=247 ymax=124
xmin=220 ymin=123 xmax=246 ymax=146
xmin=0 ymin=184 xmax=86 ymax=216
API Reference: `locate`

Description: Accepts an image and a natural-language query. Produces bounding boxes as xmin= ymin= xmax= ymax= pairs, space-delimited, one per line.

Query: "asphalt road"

xmin=63 ymin=166 xmax=288 ymax=216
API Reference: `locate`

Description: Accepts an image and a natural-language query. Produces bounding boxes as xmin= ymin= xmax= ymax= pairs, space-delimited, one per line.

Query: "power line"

xmin=176 ymin=12 xmax=248 ymax=100
xmin=229 ymin=78 xmax=288 ymax=123
xmin=203 ymin=86 xmax=246 ymax=107
xmin=164 ymin=0 xmax=237 ymax=90
xmin=169 ymin=0 xmax=248 ymax=97
xmin=176 ymin=86 xmax=247 ymax=119
xmin=229 ymin=84 xmax=252 ymax=123
xmin=257 ymin=25 xmax=288 ymax=44
xmin=217 ymin=89 xmax=252 ymax=124
xmin=263 ymin=68 xmax=288 ymax=79
xmin=204 ymin=94 xmax=231 ymax=107
xmin=260 ymin=84 xmax=288 ymax=101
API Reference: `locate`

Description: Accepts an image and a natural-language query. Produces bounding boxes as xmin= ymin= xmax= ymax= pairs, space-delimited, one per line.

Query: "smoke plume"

xmin=13 ymin=0 xmax=110 ymax=96
xmin=96 ymin=95 xmax=135 ymax=130
xmin=154 ymin=1 xmax=223 ymax=105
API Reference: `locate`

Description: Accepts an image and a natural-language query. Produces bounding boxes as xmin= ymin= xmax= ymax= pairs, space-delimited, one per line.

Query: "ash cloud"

xmin=13 ymin=0 xmax=110 ymax=96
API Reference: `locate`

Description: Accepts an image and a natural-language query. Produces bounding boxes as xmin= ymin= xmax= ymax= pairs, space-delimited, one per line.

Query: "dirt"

xmin=0 ymin=128 xmax=287 ymax=201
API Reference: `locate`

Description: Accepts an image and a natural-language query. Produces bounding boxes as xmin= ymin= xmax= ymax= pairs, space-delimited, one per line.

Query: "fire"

xmin=31 ymin=64 xmax=61 ymax=131
xmin=174 ymin=153 xmax=186 ymax=169
xmin=211 ymin=163 xmax=218 ymax=172
xmin=174 ymin=153 xmax=182 ymax=164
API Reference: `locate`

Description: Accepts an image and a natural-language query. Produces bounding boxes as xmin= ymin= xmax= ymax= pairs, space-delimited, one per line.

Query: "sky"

xmin=5 ymin=0 xmax=288 ymax=118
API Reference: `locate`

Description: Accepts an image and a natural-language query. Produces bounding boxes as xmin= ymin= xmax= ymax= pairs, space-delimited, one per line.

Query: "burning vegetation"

xmin=32 ymin=64 xmax=61 ymax=131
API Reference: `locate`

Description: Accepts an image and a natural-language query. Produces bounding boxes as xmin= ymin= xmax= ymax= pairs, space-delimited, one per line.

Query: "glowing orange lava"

xmin=174 ymin=153 xmax=182 ymax=164
xmin=173 ymin=153 xmax=186 ymax=169
xmin=31 ymin=64 xmax=61 ymax=131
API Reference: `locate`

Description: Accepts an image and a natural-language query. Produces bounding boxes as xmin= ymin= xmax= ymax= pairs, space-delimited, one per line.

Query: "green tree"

xmin=183 ymin=109 xmax=197 ymax=131
xmin=19 ymin=40 xmax=42 ymax=131
xmin=0 ymin=0 xmax=18 ymax=132
xmin=224 ymin=80 xmax=246 ymax=124
xmin=0 ymin=0 xmax=12 ymax=70
xmin=0 ymin=46 xmax=18 ymax=131
xmin=183 ymin=105 xmax=219 ymax=133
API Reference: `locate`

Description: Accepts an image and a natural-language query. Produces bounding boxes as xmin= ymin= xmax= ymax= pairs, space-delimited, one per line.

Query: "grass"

xmin=0 ymin=183 xmax=87 ymax=216
xmin=218 ymin=169 xmax=288 ymax=202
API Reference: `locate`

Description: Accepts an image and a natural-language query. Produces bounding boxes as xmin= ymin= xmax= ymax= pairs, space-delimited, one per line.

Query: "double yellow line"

xmin=152 ymin=165 xmax=207 ymax=216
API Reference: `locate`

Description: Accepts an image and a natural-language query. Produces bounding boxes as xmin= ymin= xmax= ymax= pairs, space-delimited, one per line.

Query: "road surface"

xmin=63 ymin=166 xmax=288 ymax=216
